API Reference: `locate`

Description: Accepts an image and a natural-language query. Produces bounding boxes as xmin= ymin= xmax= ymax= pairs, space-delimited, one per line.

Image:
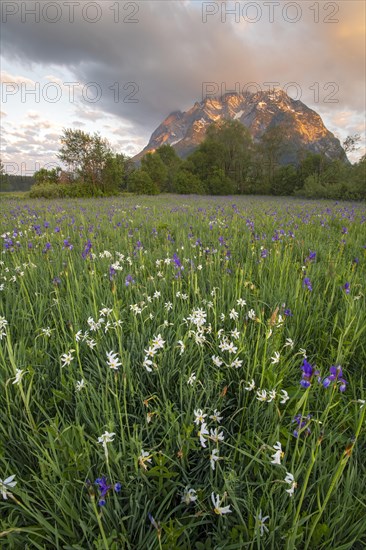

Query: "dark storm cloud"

xmin=1 ymin=1 xmax=365 ymax=131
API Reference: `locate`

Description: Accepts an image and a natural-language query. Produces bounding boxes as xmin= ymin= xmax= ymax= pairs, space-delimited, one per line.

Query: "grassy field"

xmin=0 ymin=195 xmax=365 ymax=549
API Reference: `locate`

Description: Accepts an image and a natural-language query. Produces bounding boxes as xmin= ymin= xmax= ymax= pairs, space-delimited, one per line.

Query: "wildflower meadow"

xmin=0 ymin=195 xmax=365 ymax=549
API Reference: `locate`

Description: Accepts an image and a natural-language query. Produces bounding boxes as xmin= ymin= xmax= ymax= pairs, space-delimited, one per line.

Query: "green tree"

xmin=155 ymin=145 xmax=182 ymax=191
xmin=141 ymin=152 xmax=168 ymax=191
xmin=34 ymin=167 xmax=61 ymax=186
xmin=101 ymin=153 xmax=125 ymax=194
xmin=58 ymin=129 xmax=112 ymax=188
xmin=0 ymin=158 xmax=10 ymax=192
xmin=127 ymin=169 xmax=159 ymax=194
xmin=172 ymin=169 xmax=205 ymax=194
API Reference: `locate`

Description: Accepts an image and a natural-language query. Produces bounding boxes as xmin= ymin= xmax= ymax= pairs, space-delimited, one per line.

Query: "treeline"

xmin=0 ymin=174 xmax=35 ymax=192
xmin=127 ymin=121 xmax=365 ymax=199
xmin=2 ymin=123 xmax=365 ymax=199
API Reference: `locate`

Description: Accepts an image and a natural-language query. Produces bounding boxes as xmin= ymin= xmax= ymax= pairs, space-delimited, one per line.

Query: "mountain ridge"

xmin=133 ymin=90 xmax=347 ymax=164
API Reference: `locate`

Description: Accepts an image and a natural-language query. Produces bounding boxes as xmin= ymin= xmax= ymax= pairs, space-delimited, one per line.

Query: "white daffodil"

xmin=98 ymin=431 xmax=115 ymax=449
xmin=256 ymin=389 xmax=268 ymax=402
xmin=198 ymin=422 xmax=209 ymax=448
xmin=271 ymin=352 xmax=280 ymax=364
xmin=357 ymin=399 xmax=365 ymax=409
xmin=245 ymin=379 xmax=255 ymax=391
xmin=212 ymin=355 xmax=223 ymax=367
xmin=256 ymin=510 xmax=269 ymax=536
xmin=152 ymin=334 xmax=165 ymax=350
xmin=177 ymin=340 xmax=185 ymax=355
xmin=181 ymin=487 xmax=198 ymax=505
xmin=12 ymin=369 xmax=27 ymax=385
xmin=139 ymin=449 xmax=152 ymax=470
xmin=75 ymin=379 xmax=86 ymax=392
xmin=231 ymin=358 xmax=243 ymax=369
xmin=267 ymin=389 xmax=277 ymax=402
xmin=210 ymin=428 xmax=224 ymax=444
xmin=0 ymin=474 xmax=17 ymax=500
xmin=194 ymin=409 xmax=207 ymax=425
xmin=284 ymin=472 xmax=297 ymax=496
xmin=280 ymin=390 xmax=289 ymax=404
xmin=237 ymin=298 xmax=246 ymax=307
xmin=106 ymin=351 xmax=122 ymax=370
xmin=209 ymin=409 xmax=223 ymax=423
xmin=211 ymin=492 xmax=232 ymax=515
xmin=229 ymin=309 xmax=238 ymax=320
xmin=210 ymin=448 xmax=221 ymax=470
xmin=61 ymin=350 xmax=75 ymax=368
xmin=284 ymin=338 xmax=294 ymax=349
xmin=187 ymin=372 xmax=196 ymax=386
xmin=271 ymin=442 xmax=284 ymax=465
xmin=143 ymin=358 xmax=153 ymax=372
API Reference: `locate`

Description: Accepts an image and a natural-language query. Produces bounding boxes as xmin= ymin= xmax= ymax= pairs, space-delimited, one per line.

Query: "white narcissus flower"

xmin=209 ymin=409 xmax=223 ymax=423
xmin=12 ymin=369 xmax=27 ymax=385
xmin=271 ymin=352 xmax=280 ymax=364
xmin=280 ymin=390 xmax=290 ymax=404
xmin=211 ymin=492 xmax=232 ymax=515
xmin=75 ymin=379 xmax=86 ymax=392
xmin=256 ymin=389 xmax=268 ymax=402
xmin=210 ymin=448 xmax=220 ymax=470
xmin=209 ymin=428 xmax=224 ymax=444
xmin=271 ymin=442 xmax=284 ymax=465
xmin=139 ymin=449 xmax=152 ymax=470
xmin=152 ymin=334 xmax=165 ymax=350
xmin=61 ymin=350 xmax=75 ymax=368
xmin=198 ymin=422 xmax=209 ymax=448
xmin=106 ymin=351 xmax=122 ymax=370
xmin=194 ymin=409 xmax=207 ymax=425
xmin=284 ymin=472 xmax=297 ymax=496
xmin=181 ymin=487 xmax=198 ymax=505
xmin=98 ymin=431 xmax=116 ymax=449
xmin=212 ymin=355 xmax=223 ymax=367
xmin=187 ymin=372 xmax=196 ymax=386
xmin=0 ymin=475 xmax=17 ymax=500
xmin=245 ymin=379 xmax=255 ymax=391
xmin=177 ymin=340 xmax=185 ymax=355
xmin=257 ymin=510 xmax=269 ymax=536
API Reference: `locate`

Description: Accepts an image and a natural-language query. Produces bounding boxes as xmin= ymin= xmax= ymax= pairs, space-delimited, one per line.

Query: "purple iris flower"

xmin=284 ymin=308 xmax=293 ymax=317
xmin=63 ymin=239 xmax=73 ymax=250
xmin=342 ymin=282 xmax=350 ymax=294
xmin=95 ymin=476 xmax=121 ymax=507
xmin=306 ymin=251 xmax=316 ymax=263
xmin=82 ymin=240 xmax=92 ymax=260
xmin=303 ymin=277 xmax=312 ymax=291
xmin=125 ymin=274 xmax=135 ymax=287
xmin=300 ymin=359 xmax=319 ymax=388
xmin=261 ymin=249 xmax=268 ymax=258
xmin=292 ymin=414 xmax=312 ymax=438
xmin=109 ymin=266 xmax=116 ymax=281
xmin=342 ymin=227 xmax=348 ymax=235
xmin=323 ymin=365 xmax=347 ymax=392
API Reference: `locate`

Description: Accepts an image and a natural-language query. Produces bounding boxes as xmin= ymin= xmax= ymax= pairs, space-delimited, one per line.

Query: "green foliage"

xmin=141 ymin=152 xmax=168 ymax=191
xmin=58 ymin=129 xmax=114 ymax=187
xmin=172 ymin=169 xmax=205 ymax=194
xmin=29 ymin=182 xmax=102 ymax=199
xmin=34 ymin=167 xmax=61 ymax=186
xmin=155 ymin=145 xmax=182 ymax=192
xmin=127 ymin=169 xmax=160 ymax=194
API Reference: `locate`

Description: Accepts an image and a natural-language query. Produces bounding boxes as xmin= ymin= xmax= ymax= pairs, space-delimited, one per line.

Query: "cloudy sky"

xmin=1 ymin=0 xmax=365 ymax=174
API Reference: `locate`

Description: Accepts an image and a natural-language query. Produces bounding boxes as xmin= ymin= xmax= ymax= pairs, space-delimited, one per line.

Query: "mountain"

xmin=133 ymin=90 xmax=347 ymax=163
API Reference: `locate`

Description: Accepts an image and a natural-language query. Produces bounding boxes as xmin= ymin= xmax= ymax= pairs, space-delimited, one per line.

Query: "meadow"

xmin=0 ymin=195 xmax=365 ymax=549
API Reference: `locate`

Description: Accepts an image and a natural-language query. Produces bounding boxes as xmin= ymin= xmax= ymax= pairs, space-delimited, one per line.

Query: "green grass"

xmin=0 ymin=195 xmax=365 ymax=549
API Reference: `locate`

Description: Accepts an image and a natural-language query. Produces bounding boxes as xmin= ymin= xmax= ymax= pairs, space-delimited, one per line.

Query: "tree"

xmin=343 ymin=134 xmax=361 ymax=154
xmin=0 ymin=158 xmax=10 ymax=192
xmin=58 ymin=129 xmax=113 ymax=188
xmin=141 ymin=152 xmax=168 ymax=191
xmin=155 ymin=145 xmax=182 ymax=191
xmin=34 ymin=167 xmax=61 ymax=186
xmin=173 ymin=169 xmax=205 ymax=194
xmin=101 ymin=153 xmax=125 ymax=194
xmin=257 ymin=123 xmax=294 ymax=188
xmin=127 ymin=169 xmax=159 ymax=194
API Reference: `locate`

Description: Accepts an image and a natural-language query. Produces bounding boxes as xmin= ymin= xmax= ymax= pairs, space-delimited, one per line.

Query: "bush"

xmin=172 ymin=170 xmax=206 ymax=194
xmin=127 ymin=170 xmax=160 ymax=194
